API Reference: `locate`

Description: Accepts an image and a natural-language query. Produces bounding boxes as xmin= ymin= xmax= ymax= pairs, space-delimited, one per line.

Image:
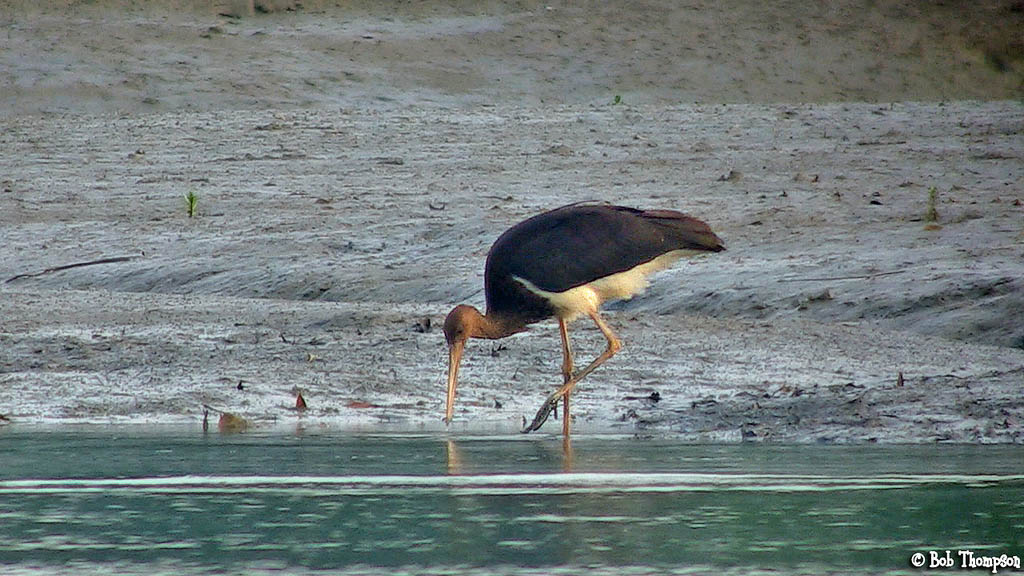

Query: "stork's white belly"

xmin=512 ymin=249 xmax=701 ymax=321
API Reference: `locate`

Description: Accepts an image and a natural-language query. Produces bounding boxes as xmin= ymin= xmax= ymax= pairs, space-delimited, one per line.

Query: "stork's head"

xmin=442 ymin=304 xmax=485 ymax=424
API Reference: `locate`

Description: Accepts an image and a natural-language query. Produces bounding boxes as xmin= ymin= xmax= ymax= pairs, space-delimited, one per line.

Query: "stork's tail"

xmin=641 ymin=209 xmax=726 ymax=252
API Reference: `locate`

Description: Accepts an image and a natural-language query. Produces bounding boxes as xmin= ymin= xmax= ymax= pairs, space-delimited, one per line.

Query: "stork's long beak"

xmin=444 ymin=340 xmax=464 ymax=425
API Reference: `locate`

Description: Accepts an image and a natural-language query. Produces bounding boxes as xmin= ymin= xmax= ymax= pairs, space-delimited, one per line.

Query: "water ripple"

xmin=1 ymin=472 xmax=1021 ymax=496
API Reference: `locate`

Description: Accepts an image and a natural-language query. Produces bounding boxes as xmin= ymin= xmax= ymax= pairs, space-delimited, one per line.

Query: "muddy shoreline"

xmin=1 ymin=2 xmax=1022 ymax=441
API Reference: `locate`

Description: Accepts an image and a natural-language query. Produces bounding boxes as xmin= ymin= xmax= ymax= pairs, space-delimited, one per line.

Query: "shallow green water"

xmin=0 ymin=429 xmax=1021 ymax=575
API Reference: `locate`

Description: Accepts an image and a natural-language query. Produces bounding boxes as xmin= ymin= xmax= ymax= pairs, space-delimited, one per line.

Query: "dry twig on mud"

xmin=5 ymin=255 xmax=139 ymax=283
xmin=778 ymin=269 xmax=906 ymax=283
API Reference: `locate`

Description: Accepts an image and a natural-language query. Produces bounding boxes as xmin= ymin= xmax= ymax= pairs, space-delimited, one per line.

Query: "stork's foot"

xmin=521 ymin=393 xmax=561 ymax=433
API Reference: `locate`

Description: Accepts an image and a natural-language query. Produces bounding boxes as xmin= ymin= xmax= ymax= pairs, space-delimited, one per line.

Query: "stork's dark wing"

xmin=486 ymin=204 xmax=724 ymax=297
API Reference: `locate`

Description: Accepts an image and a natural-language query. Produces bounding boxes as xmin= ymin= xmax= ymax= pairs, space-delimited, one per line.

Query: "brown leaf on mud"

xmin=218 ymin=412 xmax=250 ymax=433
xmin=412 ymin=316 xmax=432 ymax=333
xmin=345 ymin=400 xmax=380 ymax=409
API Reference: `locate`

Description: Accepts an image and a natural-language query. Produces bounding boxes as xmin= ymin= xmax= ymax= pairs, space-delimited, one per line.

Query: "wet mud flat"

xmin=1 ymin=102 xmax=1022 ymax=441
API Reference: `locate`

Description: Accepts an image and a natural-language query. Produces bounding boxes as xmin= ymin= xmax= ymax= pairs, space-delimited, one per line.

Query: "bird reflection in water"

xmin=445 ymin=437 xmax=575 ymax=474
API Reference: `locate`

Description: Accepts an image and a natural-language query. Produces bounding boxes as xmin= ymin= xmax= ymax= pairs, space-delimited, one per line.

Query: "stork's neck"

xmin=473 ymin=309 xmax=527 ymax=340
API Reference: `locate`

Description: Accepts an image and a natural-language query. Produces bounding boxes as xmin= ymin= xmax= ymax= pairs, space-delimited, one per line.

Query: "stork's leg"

xmin=522 ymin=311 xmax=622 ymax=434
xmin=558 ymin=317 xmax=574 ymax=435
xmin=559 ymin=318 xmax=574 ymax=384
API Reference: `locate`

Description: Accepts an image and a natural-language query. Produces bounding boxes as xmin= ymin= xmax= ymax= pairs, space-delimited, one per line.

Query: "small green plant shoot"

xmin=925 ymin=186 xmax=939 ymax=223
xmin=184 ymin=189 xmax=198 ymax=218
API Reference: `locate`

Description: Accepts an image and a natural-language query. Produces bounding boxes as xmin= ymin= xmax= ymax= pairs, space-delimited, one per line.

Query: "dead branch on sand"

xmin=779 ymin=269 xmax=906 ymax=283
xmin=5 ymin=254 xmax=139 ymax=283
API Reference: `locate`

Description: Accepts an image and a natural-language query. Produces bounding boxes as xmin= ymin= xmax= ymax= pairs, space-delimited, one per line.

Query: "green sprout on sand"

xmin=923 ymin=186 xmax=941 ymax=230
xmin=925 ymin=186 xmax=939 ymax=221
xmin=184 ymin=189 xmax=198 ymax=218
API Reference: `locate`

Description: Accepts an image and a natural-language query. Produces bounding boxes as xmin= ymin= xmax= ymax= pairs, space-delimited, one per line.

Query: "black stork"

xmin=443 ymin=202 xmax=725 ymax=435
